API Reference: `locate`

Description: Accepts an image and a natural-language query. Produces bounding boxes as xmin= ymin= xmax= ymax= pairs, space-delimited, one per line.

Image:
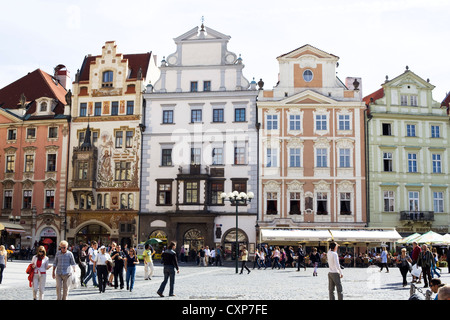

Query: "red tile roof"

xmin=78 ymin=52 xmax=152 ymax=82
xmin=362 ymin=87 xmax=384 ymax=106
xmin=0 ymin=69 xmax=67 ymax=115
xmin=441 ymin=92 xmax=450 ymax=115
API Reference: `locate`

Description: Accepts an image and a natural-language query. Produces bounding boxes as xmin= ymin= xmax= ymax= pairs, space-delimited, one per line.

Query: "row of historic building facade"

xmin=1 ymin=24 xmax=449 ymax=257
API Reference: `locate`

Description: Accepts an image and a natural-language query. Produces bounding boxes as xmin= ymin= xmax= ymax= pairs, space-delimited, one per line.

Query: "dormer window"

xmin=40 ymin=102 xmax=48 ymax=112
xmin=102 ymin=71 xmax=114 ymax=87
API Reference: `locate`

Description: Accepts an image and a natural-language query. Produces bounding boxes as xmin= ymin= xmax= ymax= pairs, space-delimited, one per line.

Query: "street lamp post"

xmin=220 ymin=191 xmax=254 ymax=273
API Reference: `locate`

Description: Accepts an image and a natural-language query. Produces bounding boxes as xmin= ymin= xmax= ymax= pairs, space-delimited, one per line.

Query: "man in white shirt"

xmin=327 ymin=241 xmax=343 ymax=300
xmin=83 ymin=241 xmax=98 ymax=287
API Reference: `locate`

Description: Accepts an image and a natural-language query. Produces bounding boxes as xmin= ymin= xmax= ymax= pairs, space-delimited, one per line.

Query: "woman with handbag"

xmin=30 ymin=246 xmax=51 ymax=300
xmin=397 ymin=248 xmax=412 ymax=287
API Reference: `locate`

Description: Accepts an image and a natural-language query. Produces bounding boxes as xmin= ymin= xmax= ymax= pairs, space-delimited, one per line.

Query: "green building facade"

xmin=364 ymin=68 xmax=449 ymax=236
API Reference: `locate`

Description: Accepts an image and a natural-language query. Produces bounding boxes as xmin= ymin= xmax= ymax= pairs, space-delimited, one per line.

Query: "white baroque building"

xmin=140 ymin=24 xmax=259 ymax=259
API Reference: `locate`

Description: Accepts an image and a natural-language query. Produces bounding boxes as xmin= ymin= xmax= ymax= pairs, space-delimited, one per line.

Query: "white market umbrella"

xmin=414 ymin=231 xmax=444 ymax=244
xmin=398 ymin=233 xmax=421 ymax=244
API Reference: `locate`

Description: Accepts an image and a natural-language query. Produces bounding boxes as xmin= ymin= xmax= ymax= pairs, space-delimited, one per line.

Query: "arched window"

xmin=97 ymin=194 xmax=103 ymax=209
xmin=102 ymin=71 xmax=113 ymax=87
xmin=120 ymin=193 xmax=127 ymax=209
xmin=128 ymin=193 xmax=134 ymax=209
xmin=40 ymin=102 xmax=48 ymax=112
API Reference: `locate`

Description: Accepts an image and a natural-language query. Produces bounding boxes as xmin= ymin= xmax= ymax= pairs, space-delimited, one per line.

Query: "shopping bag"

xmin=411 ymin=264 xmax=422 ymax=277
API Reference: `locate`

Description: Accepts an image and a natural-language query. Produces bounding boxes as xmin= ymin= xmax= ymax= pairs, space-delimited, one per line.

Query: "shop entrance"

xmin=75 ymin=224 xmax=110 ymax=246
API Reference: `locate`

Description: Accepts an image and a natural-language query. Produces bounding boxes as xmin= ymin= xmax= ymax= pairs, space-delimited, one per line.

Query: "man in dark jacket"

xmin=417 ymin=244 xmax=435 ymax=288
xmin=297 ymin=245 xmax=306 ymax=271
xmin=157 ymin=241 xmax=179 ymax=297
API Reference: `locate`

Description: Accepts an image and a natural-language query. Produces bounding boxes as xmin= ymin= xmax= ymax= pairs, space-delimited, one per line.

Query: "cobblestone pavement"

xmin=1 ymin=259 xmax=449 ymax=301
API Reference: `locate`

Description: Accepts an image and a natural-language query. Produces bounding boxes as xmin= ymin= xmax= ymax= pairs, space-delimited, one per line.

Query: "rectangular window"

xmin=94 ymin=102 xmax=102 ymax=116
xmin=234 ymin=108 xmax=246 ymax=122
xmin=432 ymin=154 xmax=442 ymax=173
xmin=234 ymin=147 xmax=246 ymax=165
xmin=77 ymin=161 xmax=88 ymax=179
xmin=126 ymin=101 xmax=134 ymax=115
xmin=48 ymin=127 xmax=58 ymax=138
xmin=4 ymin=190 xmax=12 ymax=209
xmin=408 ymin=191 xmax=419 ymax=211
xmin=382 ymin=123 xmax=392 ymax=136
xmin=162 ymin=110 xmax=174 ymax=124
xmin=6 ymin=155 xmax=15 ymax=173
xmin=47 ymin=154 xmax=56 ymax=172
xmin=383 ymin=191 xmax=395 ymax=212
xmin=157 ymin=182 xmax=172 ymax=205
xmin=115 ymin=161 xmax=131 ymax=181
xmin=26 ymin=128 xmax=36 ymax=139
xmin=431 ymin=125 xmax=440 ymax=138
xmin=289 ymin=114 xmax=301 ymax=131
xmin=433 ymin=192 xmax=444 ymax=213
xmin=213 ymin=109 xmax=224 ymax=123
xmin=111 ymin=101 xmax=119 ymax=115
xmin=125 ymin=131 xmax=133 ymax=148
xmin=266 ymin=148 xmax=277 ymax=167
xmin=338 ymin=114 xmax=350 ymax=131
xmin=92 ymin=132 xmax=98 ymax=146
xmin=266 ymin=192 xmax=277 ymax=215
xmin=289 ymin=148 xmax=301 ymax=167
xmin=45 ymin=190 xmax=55 ymax=209
xmin=25 ymin=155 xmax=34 ymax=172
xmin=340 ymin=193 xmax=351 ymax=215
xmin=23 ymin=190 xmax=32 ymax=209
xmin=191 ymin=109 xmax=202 ymax=123
xmin=339 ymin=149 xmax=351 ymax=168
xmin=115 ymin=131 xmax=123 ymax=148
xmin=401 ymin=95 xmax=408 ymax=106
xmin=408 ymin=153 xmax=417 ymax=173
xmin=78 ymin=132 xmax=85 ymax=147
xmin=210 ymin=182 xmax=224 ymax=205
xmin=80 ymin=103 xmax=87 ymax=117
xmin=316 ymin=192 xmax=328 ymax=215
xmin=190 ymin=148 xmax=201 ymax=165
xmin=316 ymin=148 xmax=327 ymax=167
xmin=203 ymin=81 xmax=211 ymax=92
xmin=266 ymin=114 xmax=278 ymax=130
xmin=383 ymin=152 xmax=393 ymax=172
xmin=185 ymin=181 xmax=199 ymax=204
xmin=161 ymin=149 xmax=172 ymax=166
xmin=410 ymin=95 xmax=418 ymax=106
xmin=316 ymin=114 xmax=327 ymax=131
xmin=190 ymin=81 xmax=198 ymax=92
xmin=7 ymin=129 xmax=16 ymax=140
xmin=406 ymin=124 xmax=416 ymax=137
xmin=232 ymin=181 xmax=247 ymax=194
xmin=289 ymin=192 xmax=301 ymax=215
xmin=212 ymin=148 xmax=223 ymax=165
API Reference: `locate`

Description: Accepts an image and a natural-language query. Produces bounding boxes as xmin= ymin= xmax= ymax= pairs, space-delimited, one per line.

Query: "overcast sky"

xmin=1 ymin=0 xmax=449 ymax=101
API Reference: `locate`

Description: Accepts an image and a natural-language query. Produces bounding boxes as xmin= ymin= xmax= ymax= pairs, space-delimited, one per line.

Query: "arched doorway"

xmin=148 ymin=229 xmax=168 ymax=259
xmin=183 ymin=228 xmax=205 ymax=258
xmin=75 ymin=224 xmax=110 ymax=246
xmin=223 ymin=229 xmax=248 ymax=261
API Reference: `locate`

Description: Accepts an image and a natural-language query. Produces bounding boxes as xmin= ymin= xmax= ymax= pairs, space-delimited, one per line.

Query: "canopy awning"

xmin=329 ymin=229 xmax=402 ymax=243
xmin=260 ymin=229 xmax=332 ymax=242
xmin=0 ymin=222 xmax=25 ymax=234
xmin=260 ymin=228 xmax=402 ymax=244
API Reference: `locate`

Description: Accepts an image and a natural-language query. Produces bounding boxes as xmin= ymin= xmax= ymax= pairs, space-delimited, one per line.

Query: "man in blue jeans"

xmin=157 ymin=241 xmax=179 ymax=297
xmin=83 ymin=241 xmax=98 ymax=287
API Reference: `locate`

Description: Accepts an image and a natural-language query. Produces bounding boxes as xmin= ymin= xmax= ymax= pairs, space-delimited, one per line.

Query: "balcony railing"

xmin=399 ymin=211 xmax=434 ymax=222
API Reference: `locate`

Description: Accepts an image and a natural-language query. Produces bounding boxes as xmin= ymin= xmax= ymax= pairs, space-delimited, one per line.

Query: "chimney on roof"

xmin=54 ymin=64 xmax=71 ymax=90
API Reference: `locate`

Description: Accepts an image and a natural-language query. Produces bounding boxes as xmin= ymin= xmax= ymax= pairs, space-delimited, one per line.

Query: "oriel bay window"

xmin=115 ymin=161 xmax=131 ymax=181
xmin=185 ymin=181 xmax=199 ymax=204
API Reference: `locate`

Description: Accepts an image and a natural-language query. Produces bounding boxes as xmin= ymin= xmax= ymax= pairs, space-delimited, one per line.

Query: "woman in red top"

xmin=31 ymin=246 xmax=51 ymax=300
